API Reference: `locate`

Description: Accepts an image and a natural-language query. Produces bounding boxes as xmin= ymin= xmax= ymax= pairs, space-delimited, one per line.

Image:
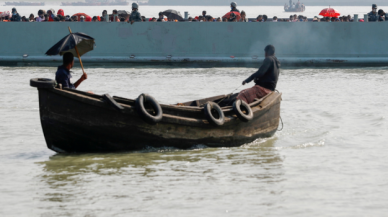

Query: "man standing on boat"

xmin=129 ymin=2 xmax=142 ymax=24
xmin=55 ymin=53 xmax=87 ymax=89
xmin=238 ymin=45 xmax=280 ymax=104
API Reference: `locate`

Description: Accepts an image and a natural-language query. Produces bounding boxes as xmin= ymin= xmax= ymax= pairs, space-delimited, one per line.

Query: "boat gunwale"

xmin=58 ymin=86 xmax=275 ymax=110
xmin=45 ymin=87 xmax=281 ymax=126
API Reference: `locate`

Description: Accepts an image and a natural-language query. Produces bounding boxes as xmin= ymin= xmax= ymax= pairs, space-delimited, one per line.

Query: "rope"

xmin=231 ymin=85 xmax=243 ymax=93
xmin=216 ymin=84 xmax=244 ymax=104
xmin=216 ymin=93 xmax=232 ymax=104
xmin=277 ymin=116 xmax=283 ymax=131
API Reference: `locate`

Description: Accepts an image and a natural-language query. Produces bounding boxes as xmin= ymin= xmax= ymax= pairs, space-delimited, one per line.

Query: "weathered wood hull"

xmin=37 ymin=87 xmax=281 ymax=153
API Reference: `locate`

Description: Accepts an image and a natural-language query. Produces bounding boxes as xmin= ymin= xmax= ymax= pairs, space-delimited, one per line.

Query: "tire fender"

xmin=135 ymin=93 xmax=163 ymax=124
xmin=30 ymin=78 xmax=56 ymax=89
xmin=233 ymin=99 xmax=253 ymax=122
xmin=204 ymin=102 xmax=225 ymax=126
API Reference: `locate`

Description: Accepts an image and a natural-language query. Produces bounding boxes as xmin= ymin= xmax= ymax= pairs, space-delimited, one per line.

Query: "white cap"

xmin=80 ymin=16 xmax=85 ymax=18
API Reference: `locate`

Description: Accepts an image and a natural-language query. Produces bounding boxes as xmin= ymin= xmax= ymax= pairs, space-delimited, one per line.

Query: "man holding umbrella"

xmin=128 ymin=2 xmax=142 ymax=24
xmin=46 ymin=29 xmax=94 ymax=90
xmin=56 ymin=53 xmax=87 ymax=89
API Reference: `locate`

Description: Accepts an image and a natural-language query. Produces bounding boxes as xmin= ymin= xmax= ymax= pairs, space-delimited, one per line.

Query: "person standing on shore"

xmin=129 ymin=2 xmax=142 ymax=24
xmin=47 ymin=9 xmax=56 ymax=22
xmin=368 ymin=4 xmax=378 ymax=22
xmin=230 ymin=2 xmax=240 ymax=13
xmin=35 ymin=10 xmax=45 ymax=22
xmin=238 ymin=45 xmax=280 ymax=104
xmin=29 ymin=14 xmax=35 ymax=22
xmin=378 ymin=9 xmax=386 ymax=21
xmin=239 ymin=10 xmax=247 ymax=22
xmin=157 ymin=12 xmax=165 ymax=22
xmin=10 ymin=8 xmax=21 ymax=22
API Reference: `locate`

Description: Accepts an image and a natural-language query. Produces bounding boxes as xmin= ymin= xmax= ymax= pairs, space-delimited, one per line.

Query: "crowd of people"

xmin=1 ymin=2 xmax=388 ymax=23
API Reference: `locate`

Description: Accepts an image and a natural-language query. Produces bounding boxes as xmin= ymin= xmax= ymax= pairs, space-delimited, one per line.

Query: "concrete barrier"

xmin=0 ymin=22 xmax=387 ymax=67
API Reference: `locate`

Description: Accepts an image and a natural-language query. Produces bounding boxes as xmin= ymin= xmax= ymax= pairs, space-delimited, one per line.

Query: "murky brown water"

xmin=0 ymin=66 xmax=387 ymax=216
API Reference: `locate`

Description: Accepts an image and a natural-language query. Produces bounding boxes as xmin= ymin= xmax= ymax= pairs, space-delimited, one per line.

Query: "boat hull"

xmin=37 ymin=88 xmax=281 ymax=153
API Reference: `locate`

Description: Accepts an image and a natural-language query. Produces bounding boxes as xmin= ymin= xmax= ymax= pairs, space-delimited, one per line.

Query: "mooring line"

xmin=278 ymin=116 xmax=284 ymax=131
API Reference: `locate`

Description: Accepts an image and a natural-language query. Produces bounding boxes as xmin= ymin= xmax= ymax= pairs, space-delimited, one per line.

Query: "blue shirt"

xmin=55 ymin=65 xmax=75 ymax=89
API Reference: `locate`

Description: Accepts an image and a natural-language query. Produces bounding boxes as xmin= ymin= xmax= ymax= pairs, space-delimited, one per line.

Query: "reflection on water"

xmin=36 ymin=138 xmax=284 ymax=215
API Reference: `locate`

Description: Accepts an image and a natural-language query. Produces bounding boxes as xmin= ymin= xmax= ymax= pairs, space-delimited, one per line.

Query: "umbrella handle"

xmin=68 ymin=27 xmax=86 ymax=75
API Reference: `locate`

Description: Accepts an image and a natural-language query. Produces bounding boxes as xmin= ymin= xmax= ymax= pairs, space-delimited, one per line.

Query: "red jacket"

xmin=57 ymin=9 xmax=64 ymax=17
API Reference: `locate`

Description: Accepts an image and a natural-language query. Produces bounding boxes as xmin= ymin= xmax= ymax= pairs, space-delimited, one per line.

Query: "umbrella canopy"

xmin=319 ymin=8 xmax=340 ymax=17
xmin=72 ymin=13 xmax=91 ymax=21
xmin=161 ymin=9 xmax=183 ymax=21
xmin=1 ymin=11 xmax=10 ymax=18
xmin=45 ymin=32 xmax=95 ymax=57
xmin=117 ymin=10 xmax=130 ymax=19
xmin=222 ymin=11 xmax=241 ymax=20
xmin=117 ymin=10 xmax=130 ymax=16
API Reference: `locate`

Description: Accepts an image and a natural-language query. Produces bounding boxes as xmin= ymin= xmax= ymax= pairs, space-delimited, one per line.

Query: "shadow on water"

xmin=35 ymin=137 xmax=284 ymax=207
xmin=38 ymin=137 xmax=283 ymax=175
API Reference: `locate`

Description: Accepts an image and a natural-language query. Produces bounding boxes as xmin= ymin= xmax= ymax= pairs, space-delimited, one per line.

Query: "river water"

xmin=0 ymin=66 xmax=387 ymax=216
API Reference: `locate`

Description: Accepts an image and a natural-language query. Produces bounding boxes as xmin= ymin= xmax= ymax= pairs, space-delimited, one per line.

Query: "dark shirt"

xmin=55 ymin=65 xmax=75 ymax=89
xmin=129 ymin=11 xmax=142 ymax=22
xmin=231 ymin=8 xmax=240 ymax=13
xmin=368 ymin=11 xmax=378 ymax=22
xmin=157 ymin=18 xmax=165 ymax=22
xmin=244 ymin=56 xmax=280 ymax=91
xmin=11 ymin=13 xmax=21 ymax=21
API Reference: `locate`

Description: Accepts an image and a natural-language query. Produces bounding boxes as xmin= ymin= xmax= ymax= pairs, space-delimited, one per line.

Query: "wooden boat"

xmin=30 ymin=78 xmax=282 ymax=153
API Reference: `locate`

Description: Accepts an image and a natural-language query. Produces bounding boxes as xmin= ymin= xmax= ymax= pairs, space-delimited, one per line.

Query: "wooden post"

xmin=68 ymin=26 xmax=86 ymax=75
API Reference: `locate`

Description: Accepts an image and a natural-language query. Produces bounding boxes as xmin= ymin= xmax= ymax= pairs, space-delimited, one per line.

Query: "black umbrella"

xmin=45 ymin=27 xmax=94 ymax=75
xmin=161 ymin=9 xmax=183 ymax=21
xmin=117 ymin=10 xmax=130 ymax=20
xmin=45 ymin=32 xmax=94 ymax=57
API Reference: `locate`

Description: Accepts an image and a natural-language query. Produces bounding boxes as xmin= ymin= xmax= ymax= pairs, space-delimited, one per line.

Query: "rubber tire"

xmin=233 ymin=99 xmax=253 ymax=122
xmin=30 ymin=78 xmax=55 ymax=89
xmin=204 ymin=102 xmax=225 ymax=126
xmin=103 ymin=94 xmax=124 ymax=111
xmin=135 ymin=94 xmax=163 ymax=125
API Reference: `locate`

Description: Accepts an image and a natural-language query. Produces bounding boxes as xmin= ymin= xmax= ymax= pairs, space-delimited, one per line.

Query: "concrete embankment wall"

xmin=0 ymin=22 xmax=387 ymax=67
